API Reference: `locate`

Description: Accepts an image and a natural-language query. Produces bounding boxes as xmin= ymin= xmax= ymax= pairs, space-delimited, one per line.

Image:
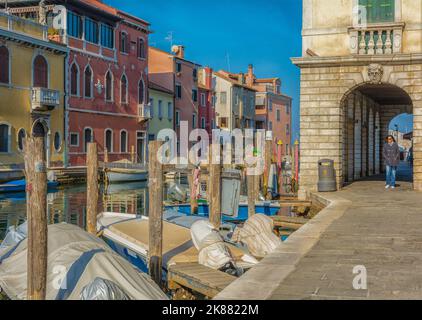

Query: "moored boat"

xmin=105 ymin=168 xmax=148 ymax=183
xmin=0 ymin=179 xmax=59 ymax=194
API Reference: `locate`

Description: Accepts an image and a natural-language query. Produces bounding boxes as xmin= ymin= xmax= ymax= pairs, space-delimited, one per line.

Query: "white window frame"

xmin=200 ymin=93 xmax=206 ymax=107
xmin=70 ymin=132 xmax=79 ymax=147
xmin=83 ymin=127 xmax=94 ymax=153
xmin=104 ymin=128 xmax=113 ymax=153
xmin=83 ymin=64 xmax=94 ymax=99
xmin=158 ymin=100 xmax=163 ymax=119
xmin=120 ymin=129 xmax=128 ymax=153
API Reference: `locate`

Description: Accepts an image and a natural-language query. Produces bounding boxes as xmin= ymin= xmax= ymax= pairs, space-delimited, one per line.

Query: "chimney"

xmin=238 ymin=73 xmax=245 ymax=85
xmin=246 ymin=64 xmax=254 ymax=87
xmin=172 ymin=45 xmax=185 ymax=59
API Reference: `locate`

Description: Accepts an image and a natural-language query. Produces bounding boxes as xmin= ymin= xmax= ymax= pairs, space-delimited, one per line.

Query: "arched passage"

xmin=342 ymin=83 xmax=413 ymax=185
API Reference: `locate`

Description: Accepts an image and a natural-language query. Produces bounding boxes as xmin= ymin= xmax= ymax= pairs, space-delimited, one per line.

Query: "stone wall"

xmin=294 ymin=58 xmax=422 ymax=195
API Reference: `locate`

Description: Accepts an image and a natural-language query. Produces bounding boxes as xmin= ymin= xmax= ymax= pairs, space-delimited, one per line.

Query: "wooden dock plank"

xmin=168 ymin=263 xmax=237 ymax=298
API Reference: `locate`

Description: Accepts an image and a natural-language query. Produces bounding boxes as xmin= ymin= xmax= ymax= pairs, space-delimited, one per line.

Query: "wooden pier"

xmin=168 ymin=263 xmax=237 ymax=299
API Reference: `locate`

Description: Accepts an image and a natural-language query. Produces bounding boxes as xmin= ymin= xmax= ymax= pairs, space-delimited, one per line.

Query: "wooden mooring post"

xmin=24 ymin=136 xmax=48 ymax=300
xmin=247 ymin=168 xmax=255 ymax=218
xmin=148 ymin=140 xmax=164 ymax=286
xmin=264 ymin=137 xmax=273 ymax=200
xmin=86 ymin=143 xmax=99 ymax=235
xmin=209 ymin=144 xmax=222 ymax=229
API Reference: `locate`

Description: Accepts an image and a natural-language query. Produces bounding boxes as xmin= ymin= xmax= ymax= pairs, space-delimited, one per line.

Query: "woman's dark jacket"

xmin=383 ymin=142 xmax=400 ymax=167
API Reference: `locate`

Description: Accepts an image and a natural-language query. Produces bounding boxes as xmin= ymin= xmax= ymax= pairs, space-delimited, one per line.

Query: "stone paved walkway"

xmin=271 ymin=165 xmax=422 ymax=300
xmin=216 ymin=164 xmax=422 ymax=300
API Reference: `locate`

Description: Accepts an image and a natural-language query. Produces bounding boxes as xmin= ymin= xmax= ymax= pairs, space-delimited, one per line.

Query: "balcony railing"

xmin=138 ymin=104 xmax=151 ymax=122
xmin=31 ymin=88 xmax=60 ymax=111
xmin=0 ymin=10 xmax=48 ymax=41
xmin=349 ymin=22 xmax=404 ymax=55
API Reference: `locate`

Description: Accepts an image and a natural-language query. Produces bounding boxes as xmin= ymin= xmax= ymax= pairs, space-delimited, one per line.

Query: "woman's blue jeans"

xmin=386 ymin=165 xmax=397 ymax=187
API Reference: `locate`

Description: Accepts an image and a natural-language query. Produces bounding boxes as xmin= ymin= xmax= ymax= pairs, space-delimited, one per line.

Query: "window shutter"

xmin=0 ymin=46 xmax=9 ymax=84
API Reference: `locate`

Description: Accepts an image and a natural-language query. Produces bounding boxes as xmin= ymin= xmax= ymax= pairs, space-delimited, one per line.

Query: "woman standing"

xmin=383 ymin=135 xmax=400 ymax=189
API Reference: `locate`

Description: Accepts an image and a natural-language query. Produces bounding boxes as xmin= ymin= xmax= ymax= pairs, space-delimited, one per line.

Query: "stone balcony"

xmin=138 ymin=104 xmax=151 ymax=123
xmin=31 ymin=88 xmax=60 ymax=111
xmin=348 ymin=22 xmax=405 ymax=55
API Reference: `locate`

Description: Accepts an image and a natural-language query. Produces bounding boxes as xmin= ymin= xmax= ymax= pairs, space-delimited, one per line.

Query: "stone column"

xmin=368 ymin=106 xmax=374 ymax=175
xmin=361 ymin=97 xmax=368 ymax=177
xmin=375 ymin=111 xmax=381 ymax=174
xmin=354 ymin=93 xmax=362 ymax=180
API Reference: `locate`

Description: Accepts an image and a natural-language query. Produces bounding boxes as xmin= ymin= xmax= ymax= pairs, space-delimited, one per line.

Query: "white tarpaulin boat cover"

xmin=231 ymin=214 xmax=282 ymax=258
xmin=0 ymin=223 xmax=168 ymax=300
xmin=190 ymin=220 xmax=237 ymax=271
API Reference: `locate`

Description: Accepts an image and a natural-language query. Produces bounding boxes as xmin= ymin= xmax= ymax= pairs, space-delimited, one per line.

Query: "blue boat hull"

xmin=0 ymin=179 xmax=59 ymax=194
xmin=164 ymin=203 xmax=280 ymax=222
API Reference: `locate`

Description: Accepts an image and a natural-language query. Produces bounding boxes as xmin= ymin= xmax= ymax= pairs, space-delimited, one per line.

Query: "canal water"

xmin=0 ymin=182 xmax=150 ymax=241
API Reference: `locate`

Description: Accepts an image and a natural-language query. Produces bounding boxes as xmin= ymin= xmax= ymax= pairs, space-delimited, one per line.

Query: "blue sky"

xmin=104 ymin=0 xmax=303 ymax=142
xmin=104 ymin=0 xmax=412 ymax=138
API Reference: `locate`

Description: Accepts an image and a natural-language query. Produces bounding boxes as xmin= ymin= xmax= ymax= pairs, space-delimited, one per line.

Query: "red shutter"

xmin=33 ymin=55 xmax=48 ymax=88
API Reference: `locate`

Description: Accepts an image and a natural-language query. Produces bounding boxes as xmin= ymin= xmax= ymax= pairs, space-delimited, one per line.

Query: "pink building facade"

xmin=198 ymin=67 xmax=215 ymax=139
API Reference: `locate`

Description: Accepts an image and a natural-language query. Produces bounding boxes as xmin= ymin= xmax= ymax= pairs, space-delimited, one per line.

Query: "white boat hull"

xmin=106 ymin=171 xmax=148 ymax=183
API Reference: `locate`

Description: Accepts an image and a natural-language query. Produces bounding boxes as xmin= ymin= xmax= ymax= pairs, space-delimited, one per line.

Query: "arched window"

xmin=54 ymin=132 xmax=61 ymax=152
xmin=84 ymin=128 xmax=93 ymax=152
xmin=0 ymin=46 xmax=9 ymax=84
xmin=105 ymin=129 xmax=113 ymax=152
xmin=0 ymin=123 xmax=10 ymax=153
xmin=121 ymin=74 xmax=128 ymax=104
xmin=138 ymin=38 xmax=146 ymax=59
xmin=33 ymin=55 xmax=48 ymax=88
xmin=120 ymin=32 xmax=129 ymax=54
xmin=17 ymin=128 xmax=26 ymax=152
xmin=120 ymin=130 xmax=127 ymax=153
xmin=105 ymin=70 xmax=113 ymax=101
xmin=138 ymin=79 xmax=145 ymax=104
xmin=84 ymin=65 xmax=93 ymax=98
xmin=70 ymin=63 xmax=79 ymax=96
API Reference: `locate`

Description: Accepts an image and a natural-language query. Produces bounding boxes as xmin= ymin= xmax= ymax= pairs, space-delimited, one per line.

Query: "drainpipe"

xmin=63 ymin=50 xmax=69 ymax=168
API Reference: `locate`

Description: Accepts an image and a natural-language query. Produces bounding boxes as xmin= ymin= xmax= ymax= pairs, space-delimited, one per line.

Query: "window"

xmin=121 ymin=74 xmax=128 ymax=104
xmin=67 ymin=11 xmax=82 ymax=38
xmin=70 ymin=63 xmax=79 ymax=96
xmin=84 ymin=66 xmax=93 ymax=98
xmin=286 ymin=143 xmax=289 ymax=155
xmin=84 ymin=128 xmax=93 ymax=152
xmin=192 ymin=114 xmax=197 ymax=129
xmin=120 ymin=32 xmax=129 ymax=53
xmin=17 ymin=128 xmax=25 ymax=152
xmin=105 ymin=129 xmax=113 ymax=152
xmin=54 ymin=132 xmax=61 ymax=152
xmin=220 ymin=92 xmax=227 ymax=105
xmin=149 ymin=98 xmax=154 ymax=117
xmin=201 ymin=117 xmax=206 ymax=129
xmin=33 ymin=55 xmax=48 ymax=88
xmin=0 ymin=124 xmax=9 ymax=153
xmin=167 ymin=102 xmax=173 ymax=120
xmin=175 ymin=110 xmax=180 ymax=127
xmin=193 ymin=68 xmax=197 ymax=79
xmin=70 ymin=133 xmax=79 ymax=147
xmin=219 ymin=117 xmax=228 ymax=128
xmin=105 ymin=70 xmax=113 ymax=101
xmin=359 ymin=0 xmax=395 ymax=23
xmin=268 ymin=99 xmax=273 ymax=111
xmin=277 ymin=109 xmax=281 ymax=122
xmin=176 ymin=83 xmax=182 ymax=99
xmin=176 ymin=62 xmax=182 ymax=73
xmin=120 ymin=130 xmax=127 ymax=153
xmin=286 ymin=124 xmax=290 ymax=136
xmin=269 ymin=121 xmax=273 ymax=131
xmin=211 ymin=119 xmax=215 ymax=129
xmin=138 ymin=38 xmax=146 ymax=59
xmin=85 ymin=17 xmax=99 ymax=44
xmin=158 ymin=100 xmax=163 ymax=119
xmin=101 ymin=23 xmax=114 ymax=48
xmin=192 ymin=88 xmax=198 ymax=102
xmin=0 ymin=46 xmax=9 ymax=84
xmin=148 ymin=134 xmax=155 ymax=141
xmin=286 ymin=104 xmax=290 ymax=114
xmin=138 ymin=79 xmax=145 ymax=104
xmin=200 ymin=93 xmax=206 ymax=107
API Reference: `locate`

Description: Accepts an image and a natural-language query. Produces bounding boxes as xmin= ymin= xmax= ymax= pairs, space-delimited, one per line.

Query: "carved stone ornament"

xmin=367 ymin=64 xmax=384 ymax=84
xmin=39 ymin=0 xmax=47 ymax=26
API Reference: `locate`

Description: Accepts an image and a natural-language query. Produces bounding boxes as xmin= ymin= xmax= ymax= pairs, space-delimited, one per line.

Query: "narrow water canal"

xmin=0 ymin=182 xmax=150 ymax=240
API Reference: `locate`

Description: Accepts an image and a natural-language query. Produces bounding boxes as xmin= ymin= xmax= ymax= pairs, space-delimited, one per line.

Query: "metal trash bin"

xmin=317 ymin=159 xmax=337 ymax=192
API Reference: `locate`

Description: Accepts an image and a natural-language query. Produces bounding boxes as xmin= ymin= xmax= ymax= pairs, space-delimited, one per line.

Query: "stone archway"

xmin=294 ymin=59 xmax=422 ymax=195
xmin=341 ymin=83 xmax=413 ymax=185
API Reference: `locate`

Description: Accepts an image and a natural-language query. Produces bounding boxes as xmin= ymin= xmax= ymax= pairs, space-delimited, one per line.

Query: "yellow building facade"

xmin=0 ymin=12 xmax=68 ymax=169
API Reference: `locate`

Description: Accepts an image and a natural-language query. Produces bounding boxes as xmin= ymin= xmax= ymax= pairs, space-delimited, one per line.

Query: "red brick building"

xmin=7 ymin=0 xmax=151 ymax=166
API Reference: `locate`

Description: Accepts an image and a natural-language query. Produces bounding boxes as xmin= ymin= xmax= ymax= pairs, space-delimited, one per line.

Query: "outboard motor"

xmin=232 ymin=214 xmax=282 ymax=258
xmin=190 ymin=220 xmax=242 ymax=276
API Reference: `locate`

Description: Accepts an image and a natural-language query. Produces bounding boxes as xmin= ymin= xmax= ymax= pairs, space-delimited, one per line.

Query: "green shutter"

xmin=359 ymin=0 xmax=395 ymax=23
